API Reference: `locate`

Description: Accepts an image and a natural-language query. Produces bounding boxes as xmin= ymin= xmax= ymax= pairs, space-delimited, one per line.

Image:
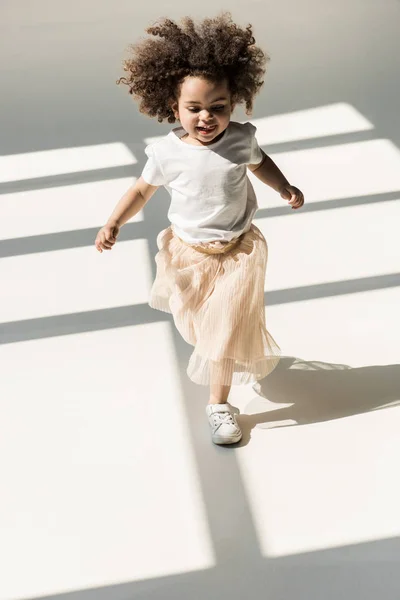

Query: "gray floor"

xmin=1 ymin=1 xmax=400 ymax=599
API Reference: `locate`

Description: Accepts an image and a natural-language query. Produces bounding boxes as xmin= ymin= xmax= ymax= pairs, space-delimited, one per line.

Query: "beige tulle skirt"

xmin=149 ymin=223 xmax=280 ymax=386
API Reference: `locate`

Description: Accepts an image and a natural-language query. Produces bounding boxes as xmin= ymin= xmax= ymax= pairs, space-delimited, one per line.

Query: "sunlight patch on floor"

xmin=0 ymin=324 xmax=215 ymax=599
xmin=237 ymin=404 xmax=400 ymax=558
xmin=265 ymin=286 xmax=400 ymax=367
xmin=0 ymin=143 xmax=137 ymax=183
xmin=248 ymin=102 xmax=373 ymax=145
xmin=251 ymin=138 xmax=400 ymax=208
xmin=255 ymin=200 xmax=400 ymax=291
xmin=0 ymin=178 xmax=143 ymax=241
xmin=0 ymin=239 xmax=152 ymax=322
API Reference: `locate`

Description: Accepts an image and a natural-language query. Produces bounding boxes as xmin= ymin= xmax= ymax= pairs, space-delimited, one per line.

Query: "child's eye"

xmin=187 ymin=106 xmax=226 ymax=113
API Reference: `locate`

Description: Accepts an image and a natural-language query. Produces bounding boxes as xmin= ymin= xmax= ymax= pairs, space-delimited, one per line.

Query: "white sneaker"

xmin=205 ymin=403 xmax=242 ymax=445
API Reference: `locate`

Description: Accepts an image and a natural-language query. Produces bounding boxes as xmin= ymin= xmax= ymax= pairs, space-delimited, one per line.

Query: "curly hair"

xmin=117 ymin=12 xmax=269 ymax=123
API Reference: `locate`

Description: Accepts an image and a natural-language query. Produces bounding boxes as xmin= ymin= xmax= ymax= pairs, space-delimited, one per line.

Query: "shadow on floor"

xmin=237 ymin=357 xmax=400 ymax=443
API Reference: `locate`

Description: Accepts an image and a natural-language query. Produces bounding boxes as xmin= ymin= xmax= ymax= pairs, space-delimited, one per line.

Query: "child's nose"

xmin=200 ymin=109 xmax=213 ymax=120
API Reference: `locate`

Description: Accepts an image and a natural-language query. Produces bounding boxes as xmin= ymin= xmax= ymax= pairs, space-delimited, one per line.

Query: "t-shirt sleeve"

xmin=246 ymin=122 xmax=264 ymax=165
xmin=141 ymin=144 xmax=166 ymax=186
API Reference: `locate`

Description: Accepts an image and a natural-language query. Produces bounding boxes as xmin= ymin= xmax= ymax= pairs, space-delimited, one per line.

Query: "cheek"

xmin=183 ymin=113 xmax=198 ymax=126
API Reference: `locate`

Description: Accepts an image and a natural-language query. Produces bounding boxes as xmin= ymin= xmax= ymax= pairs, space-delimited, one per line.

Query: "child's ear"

xmin=171 ymin=101 xmax=179 ymax=120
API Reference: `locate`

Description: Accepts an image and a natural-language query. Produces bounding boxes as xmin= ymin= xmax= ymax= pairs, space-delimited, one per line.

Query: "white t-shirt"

xmin=141 ymin=121 xmax=264 ymax=243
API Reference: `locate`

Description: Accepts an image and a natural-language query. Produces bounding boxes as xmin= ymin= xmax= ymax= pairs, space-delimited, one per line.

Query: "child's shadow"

xmin=237 ymin=356 xmax=400 ymax=445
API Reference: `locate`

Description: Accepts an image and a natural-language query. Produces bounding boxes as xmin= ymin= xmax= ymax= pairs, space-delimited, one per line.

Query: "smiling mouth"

xmin=196 ymin=126 xmax=217 ymax=134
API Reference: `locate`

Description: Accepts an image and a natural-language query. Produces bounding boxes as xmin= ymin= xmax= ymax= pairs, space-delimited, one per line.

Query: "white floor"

xmin=1 ymin=2 xmax=400 ymax=599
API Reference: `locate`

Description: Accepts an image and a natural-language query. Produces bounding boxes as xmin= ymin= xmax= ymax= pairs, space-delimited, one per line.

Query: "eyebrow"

xmin=183 ymin=97 xmax=228 ymax=104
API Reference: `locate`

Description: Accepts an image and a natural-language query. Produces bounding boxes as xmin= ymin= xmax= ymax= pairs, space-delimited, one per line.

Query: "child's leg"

xmin=208 ymin=382 xmax=231 ymax=405
xmin=208 ymin=359 xmax=233 ymax=404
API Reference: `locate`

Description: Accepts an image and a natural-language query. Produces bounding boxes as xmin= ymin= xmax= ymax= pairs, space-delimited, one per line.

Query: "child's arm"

xmin=248 ymin=151 xmax=304 ymax=210
xmin=95 ymin=177 xmax=159 ymax=252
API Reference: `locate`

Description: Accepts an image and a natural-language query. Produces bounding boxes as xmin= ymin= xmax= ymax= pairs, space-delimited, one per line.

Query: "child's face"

xmin=171 ymin=76 xmax=234 ymax=145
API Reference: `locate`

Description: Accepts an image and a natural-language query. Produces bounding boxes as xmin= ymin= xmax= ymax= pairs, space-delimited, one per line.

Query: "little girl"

xmin=95 ymin=13 xmax=304 ymax=445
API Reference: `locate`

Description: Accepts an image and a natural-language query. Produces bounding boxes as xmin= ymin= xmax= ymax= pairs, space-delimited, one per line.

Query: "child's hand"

xmin=280 ymin=184 xmax=304 ymax=210
xmin=95 ymin=222 xmax=120 ymax=253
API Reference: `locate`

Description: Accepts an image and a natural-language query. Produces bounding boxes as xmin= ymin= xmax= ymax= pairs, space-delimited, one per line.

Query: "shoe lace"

xmin=213 ymin=411 xmax=236 ymax=429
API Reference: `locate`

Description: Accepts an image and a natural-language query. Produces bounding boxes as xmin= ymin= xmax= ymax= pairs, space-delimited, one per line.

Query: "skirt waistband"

xmin=172 ymin=228 xmax=244 ymax=255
